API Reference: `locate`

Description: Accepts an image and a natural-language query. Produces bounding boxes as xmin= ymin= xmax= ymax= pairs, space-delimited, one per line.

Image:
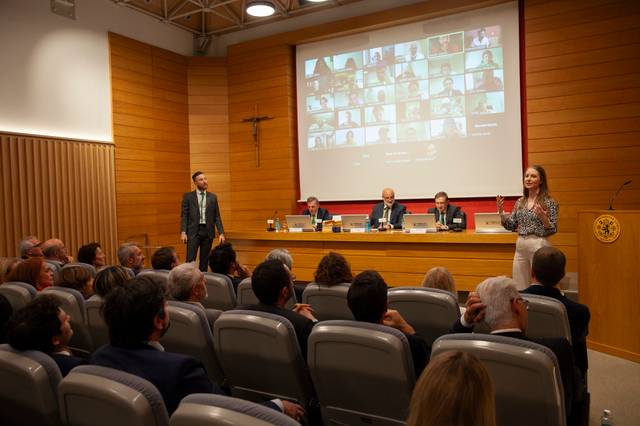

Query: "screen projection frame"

xmin=295 ymin=2 xmax=523 ymax=202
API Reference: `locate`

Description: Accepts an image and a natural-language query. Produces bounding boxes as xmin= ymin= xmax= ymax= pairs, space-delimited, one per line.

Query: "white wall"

xmin=0 ymin=0 xmax=193 ymax=142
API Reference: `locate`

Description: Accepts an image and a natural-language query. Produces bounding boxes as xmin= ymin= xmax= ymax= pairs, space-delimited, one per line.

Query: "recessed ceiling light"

xmin=246 ymin=0 xmax=275 ymax=17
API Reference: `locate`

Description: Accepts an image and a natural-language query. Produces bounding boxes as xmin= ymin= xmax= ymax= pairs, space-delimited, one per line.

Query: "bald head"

xmin=41 ymin=239 xmax=68 ymax=262
xmin=382 ymin=188 xmax=395 ymax=207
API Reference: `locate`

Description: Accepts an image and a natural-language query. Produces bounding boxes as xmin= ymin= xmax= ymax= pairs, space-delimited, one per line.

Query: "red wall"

xmin=298 ymin=196 xmax=519 ymax=229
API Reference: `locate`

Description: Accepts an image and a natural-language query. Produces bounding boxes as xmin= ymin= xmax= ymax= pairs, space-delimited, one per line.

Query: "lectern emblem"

xmin=593 ymin=214 xmax=621 ymax=243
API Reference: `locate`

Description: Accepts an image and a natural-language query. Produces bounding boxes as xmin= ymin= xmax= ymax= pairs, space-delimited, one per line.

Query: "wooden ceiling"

xmin=110 ymin=0 xmax=365 ymax=36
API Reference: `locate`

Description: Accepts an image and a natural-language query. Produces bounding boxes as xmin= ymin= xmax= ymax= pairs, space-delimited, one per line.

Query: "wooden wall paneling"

xmin=110 ymin=33 xmax=191 ymax=263
xmin=0 ymin=133 xmax=118 ymax=263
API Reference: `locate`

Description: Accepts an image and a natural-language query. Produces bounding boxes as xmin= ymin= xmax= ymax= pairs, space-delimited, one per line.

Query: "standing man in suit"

xmin=369 ymin=187 xmax=407 ymax=230
xmin=181 ymin=171 xmax=225 ymax=272
xmin=427 ymin=191 xmax=466 ymax=231
xmin=302 ymin=196 xmax=332 ymax=230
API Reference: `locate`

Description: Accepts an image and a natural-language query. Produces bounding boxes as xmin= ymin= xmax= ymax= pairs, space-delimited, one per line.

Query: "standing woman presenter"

xmin=497 ymin=165 xmax=558 ymax=289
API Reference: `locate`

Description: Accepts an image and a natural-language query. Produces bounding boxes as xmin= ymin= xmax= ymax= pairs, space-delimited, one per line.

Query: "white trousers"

xmin=512 ymin=235 xmax=550 ymax=290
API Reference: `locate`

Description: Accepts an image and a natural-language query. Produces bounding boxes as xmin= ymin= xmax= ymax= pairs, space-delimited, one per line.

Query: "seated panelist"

xmin=427 ymin=191 xmax=466 ymax=231
xmin=302 ymin=196 xmax=332 ymax=230
xmin=369 ymin=188 xmax=407 ymax=230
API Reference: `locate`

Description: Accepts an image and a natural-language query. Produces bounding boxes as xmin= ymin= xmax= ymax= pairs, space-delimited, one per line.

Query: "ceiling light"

xmin=246 ymin=0 xmax=275 ymax=17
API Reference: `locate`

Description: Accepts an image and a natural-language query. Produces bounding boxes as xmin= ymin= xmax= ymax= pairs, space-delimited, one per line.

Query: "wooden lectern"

xmin=578 ymin=210 xmax=640 ymax=363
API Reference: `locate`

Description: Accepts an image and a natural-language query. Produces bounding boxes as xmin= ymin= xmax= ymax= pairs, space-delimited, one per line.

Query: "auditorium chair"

xmin=160 ymin=301 xmax=226 ymax=387
xmin=213 ymin=310 xmax=318 ymax=425
xmin=85 ymin=295 xmax=109 ymax=351
xmin=302 ymin=283 xmax=353 ymax=321
xmin=387 ymin=287 xmax=460 ymax=346
xmin=236 ymin=278 xmax=297 ymax=310
xmin=61 ymin=262 xmax=97 ymax=278
xmin=202 ymin=272 xmax=237 ymax=311
xmin=0 ymin=281 xmax=36 ymax=311
xmin=521 ymin=294 xmax=572 ymax=343
xmin=138 ymin=269 xmax=169 ymax=286
xmin=170 ymin=394 xmax=300 ymax=426
xmin=0 ymin=344 xmax=63 ymax=426
xmin=39 ymin=287 xmax=93 ymax=353
xmin=432 ymin=333 xmax=566 ymax=426
xmin=307 ymin=320 xmax=416 ymax=425
xmin=58 ymin=365 xmax=169 ymax=426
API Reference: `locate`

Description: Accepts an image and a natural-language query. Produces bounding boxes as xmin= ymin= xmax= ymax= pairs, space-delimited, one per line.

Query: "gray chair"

xmin=302 ymin=283 xmax=353 ymax=321
xmin=432 ymin=333 xmax=566 ymax=426
xmin=171 ymin=394 xmax=300 ymax=426
xmin=160 ymin=301 xmax=226 ymax=386
xmin=213 ymin=310 xmax=316 ymax=424
xmin=307 ymin=320 xmax=415 ymax=426
xmin=237 ymin=278 xmax=297 ymax=310
xmin=522 ymin=294 xmax=572 ymax=343
xmin=85 ymin=295 xmax=109 ymax=351
xmin=138 ymin=269 xmax=169 ymax=286
xmin=0 ymin=281 xmax=36 ymax=311
xmin=387 ymin=287 xmax=460 ymax=346
xmin=58 ymin=364 xmax=169 ymax=426
xmin=0 ymin=344 xmax=63 ymax=426
xmin=203 ymin=272 xmax=237 ymax=311
xmin=39 ymin=287 xmax=93 ymax=352
xmin=61 ymin=262 xmax=97 ymax=278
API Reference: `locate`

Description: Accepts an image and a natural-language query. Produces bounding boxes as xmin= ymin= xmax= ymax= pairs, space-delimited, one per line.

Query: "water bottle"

xmin=275 ymin=217 xmax=281 ymax=232
xmin=365 ymin=220 xmax=371 ymax=233
xmin=600 ymin=409 xmax=613 ymax=425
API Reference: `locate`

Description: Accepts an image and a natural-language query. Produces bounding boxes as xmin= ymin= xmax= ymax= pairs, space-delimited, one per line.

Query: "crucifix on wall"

xmin=241 ymin=104 xmax=273 ymax=167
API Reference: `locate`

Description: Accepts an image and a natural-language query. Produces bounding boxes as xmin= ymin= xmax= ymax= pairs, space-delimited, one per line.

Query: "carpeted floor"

xmin=587 ymin=349 xmax=640 ymax=425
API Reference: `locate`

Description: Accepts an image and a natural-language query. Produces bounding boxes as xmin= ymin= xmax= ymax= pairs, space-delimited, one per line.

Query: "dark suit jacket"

xmin=238 ymin=303 xmax=315 ymax=359
xmin=302 ymin=207 xmax=332 ymax=230
xmin=0 ymin=294 xmax=12 ymax=344
xmin=180 ymin=191 xmax=224 ymax=240
xmin=451 ymin=321 xmax=581 ymax=417
xmin=405 ymin=333 xmax=431 ymax=378
xmin=427 ymin=204 xmax=467 ymax=230
xmin=91 ymin=343 xmax=223 ymax=415
xmin=369 ymin=202 xmax=407 ymax=229
xmin=521 ymin=284 xmax=591 ymax=374
xmin=51 ymin=352 xmax=88 ymax=377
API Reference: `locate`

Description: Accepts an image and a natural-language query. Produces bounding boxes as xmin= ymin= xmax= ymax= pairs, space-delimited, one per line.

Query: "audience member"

xmin=7 ymin=296 xmax=87 ymax=376
xmin=427 ymin=191 xmax=466 ymax=231
xmin=313 ymin=252 xmax=353 ymax=286
xmin=57 ymin=265 xmax=95 ymax=299
xmin=117 ymin=242 xmax=145 ymax=276
xmin=76 ymin=242 xmax=106 ymax=270
xmin=168 ymin=262 xmax=207 ymax=307
xmin=369 ymin=188 xmax=407 ymax=230
xmin=7 ymin=257 xmax=54 ymax=291
xmin=151 ymin=246 xmax=179 ymax=270
xmin=18 ymin=236 xmax=42 ymax=259
xmin=522 ymin=246 xmax=591 ymax=374
xmin=265 ymin=248 xmax=305 ymax=301
xmin=238 ymin=259 xmax=316 ymax=358
xmin=453 ymin=276 xmax=582 ymax=417
xmin=92 ymin=274 xmax=302 ymax=419
xmin=41 ymin=238 xmax=73 ymax=265
xmin=421 ymin=266 xmax=457 ymax=299
xmin=0 ymin=257 xmax=22 ymax=283
xmin=348 ymin=270 xmax=430 ymax=377
xmin=94 ymin=266 xmax=130 ymax=298
xmin=209 ymin=242 xmax=250 ymax=292
xmin=407 ymin=351 xmax=495 ymax=426
xmin=0 ymin=294 xmax=12 ymax=343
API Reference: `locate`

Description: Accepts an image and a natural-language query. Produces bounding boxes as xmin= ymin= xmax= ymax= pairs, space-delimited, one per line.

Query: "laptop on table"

xmin=403 ymin=214 xmax=437 ymax=233
xmin=285 ymin=215 xmax=316 ymax=232
xmin=341 ymin=214 xmax=369 ymax=232
xmin=474 ymin=213 xmax=511 ymax=234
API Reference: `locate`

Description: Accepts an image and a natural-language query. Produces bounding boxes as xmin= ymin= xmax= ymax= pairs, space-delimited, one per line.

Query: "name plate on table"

xmin=409 ymin=228 xmax=428 ymax=234
xmin=289 ymin=228 xmax=303 ymax=233
xmin=347 ymin=228 xmax=366 ymax=233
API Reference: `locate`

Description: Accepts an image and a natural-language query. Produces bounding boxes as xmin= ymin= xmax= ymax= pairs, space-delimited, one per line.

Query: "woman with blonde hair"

xmin=407 ymin=351 xmax=495 ymax=426
xmin=421 ymin=266 xmax=457 ymax=299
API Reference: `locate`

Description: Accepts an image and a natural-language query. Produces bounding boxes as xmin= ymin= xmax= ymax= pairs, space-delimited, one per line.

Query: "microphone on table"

xmin=608 ymin=180 xmax=631 ymax=210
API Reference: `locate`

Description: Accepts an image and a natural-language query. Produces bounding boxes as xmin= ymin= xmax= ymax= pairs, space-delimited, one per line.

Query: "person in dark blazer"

xmin=236 ymin=259 xmax=317 ymax=359
xmin=92 ymin=274 xmax=303 ymax=419
xmin=427 ymin=191 xmax=466 ymax=231
xmin=369 ymin=187 xmax=407 ymax=230
xmin=348 ymin=270 xmax=430 ymax=378
xmin=302 ymin=196 xmax=332 ymax=230
xmin=180 ymin=171 xmax=225 ymax=271
xmin=522 ymin=246 xmax=590 ymax=375
xmin=6 ymin=296 xmax=87 ymax=376
xmin=452 ymin=276 xmax=583 ymax=420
